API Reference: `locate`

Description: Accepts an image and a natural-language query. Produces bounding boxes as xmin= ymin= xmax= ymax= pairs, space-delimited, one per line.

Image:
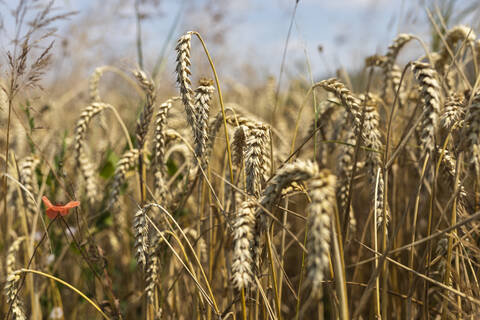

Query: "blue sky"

xmin=1 ymin=0 xmax=479 ymax=83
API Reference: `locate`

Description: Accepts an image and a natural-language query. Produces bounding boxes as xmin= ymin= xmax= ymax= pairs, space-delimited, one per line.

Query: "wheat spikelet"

xmin=245 ymin=124 xmax=269 ymax=197
xmin=175 ymin=31 xmax=196 ymax=130
xmin=74 ymin=102 xmax=109 ymax=204
xmin=18 ymin=157 xmax=39 ymax=215
xmin=134 ymin=207 xmax=149 ymax=268
xmin=135 ymin=70 xmax=156 ymax=149
xmin=107 ymin=149 xmax=140 ymax=209
xmin=231 ymin=200 xmax=256 ymax=291
xmin=4 ymin=270 xmax=25 ymax=320
xmin=306 ymin=169 xmax=336 ymax=295
xmin=193 ymin=78 xmax=215 ymax=166
xmin=441 ymin=92 xmax=465 ymax=131
xmin=411 ymin=62 xmax=441 ymax=157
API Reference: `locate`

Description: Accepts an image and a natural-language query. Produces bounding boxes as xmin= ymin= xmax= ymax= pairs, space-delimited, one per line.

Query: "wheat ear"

xmin=74 ymin=102 xmax=109 ymax=204
xmin=306 ymin=169 xmax=337 ymax=295
xmin=175 ymin=32 xmax=196 ymax=130
xmin=193 ymin=78 xmax=215 ymax=167
xmin=107 ymin=148 xmax=140 ymax=209
xmin=135 ymin=70 xmax=156 ymax=149
xmin=18 ymin=157 xmax=39 ymax=215
xmin=231 ymin=200 xmax=256 ymax=291
xmin=411 ymin=62 xmax=441 ymax=157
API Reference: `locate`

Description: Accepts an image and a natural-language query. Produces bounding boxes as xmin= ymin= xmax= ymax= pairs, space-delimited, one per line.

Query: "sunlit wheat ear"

xmin=245 ymin=124 xmax=269 ymax=197
xmin=74 ymin=102 xmax=109 ymax=204
xmin=231 ymin=200 xmax=256 ymax=291
xmin=306 ymin=169 xmax=336 ymax=295
xmin=361 ymin=95 xmax=389 ymax=230
xmin=153 ymin=97 xmax=178 ymax=200
xmin=89 ymin=66 xmax=105 ymax=102
xmin=441 ymin=92 xmax=465 ymax=131
xmin=107 ymin=149 xmax=140 ymax=209
xmin=463 ymin=92 xmax=480 ymax=177
xmin=19 ymin=156 xmax=39 ymax=215
xmin=134 ymin=206 xmax=149 ymax=269
xmin=134 ymin=70 xmax=156 ymax=149
xmin=4 ymin=270 xmax=25 ymax=320
xmin=411 ymin=62 xmax=441 ymax=157
xmin=193 ymin=78 xmax=215 ymax=167
xmin=317 ymin=78 xmax=362 ymax=133
xmin=253 ymin=160 xmax=319 ymax=268
xmin=175 ymin=31 xmax=196 ymax=130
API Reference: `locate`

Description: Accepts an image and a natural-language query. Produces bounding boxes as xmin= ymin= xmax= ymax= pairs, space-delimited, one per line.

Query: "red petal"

xmin=64 ymin=201 xmax=80 ymax=209
xmin=46 ymin=208 xmax=59 ymax=219
xmin=42 ymin=196 xmax=53 ymax=208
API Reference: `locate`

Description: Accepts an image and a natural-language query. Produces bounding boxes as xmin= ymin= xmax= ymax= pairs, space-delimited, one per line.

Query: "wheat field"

xmin=2 ymin=1 xmax=480 ymax=319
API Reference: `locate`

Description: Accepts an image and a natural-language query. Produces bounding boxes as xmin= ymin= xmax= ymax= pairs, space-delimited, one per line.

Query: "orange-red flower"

xmin=41 ymin=196 xmax=80 ymax=219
